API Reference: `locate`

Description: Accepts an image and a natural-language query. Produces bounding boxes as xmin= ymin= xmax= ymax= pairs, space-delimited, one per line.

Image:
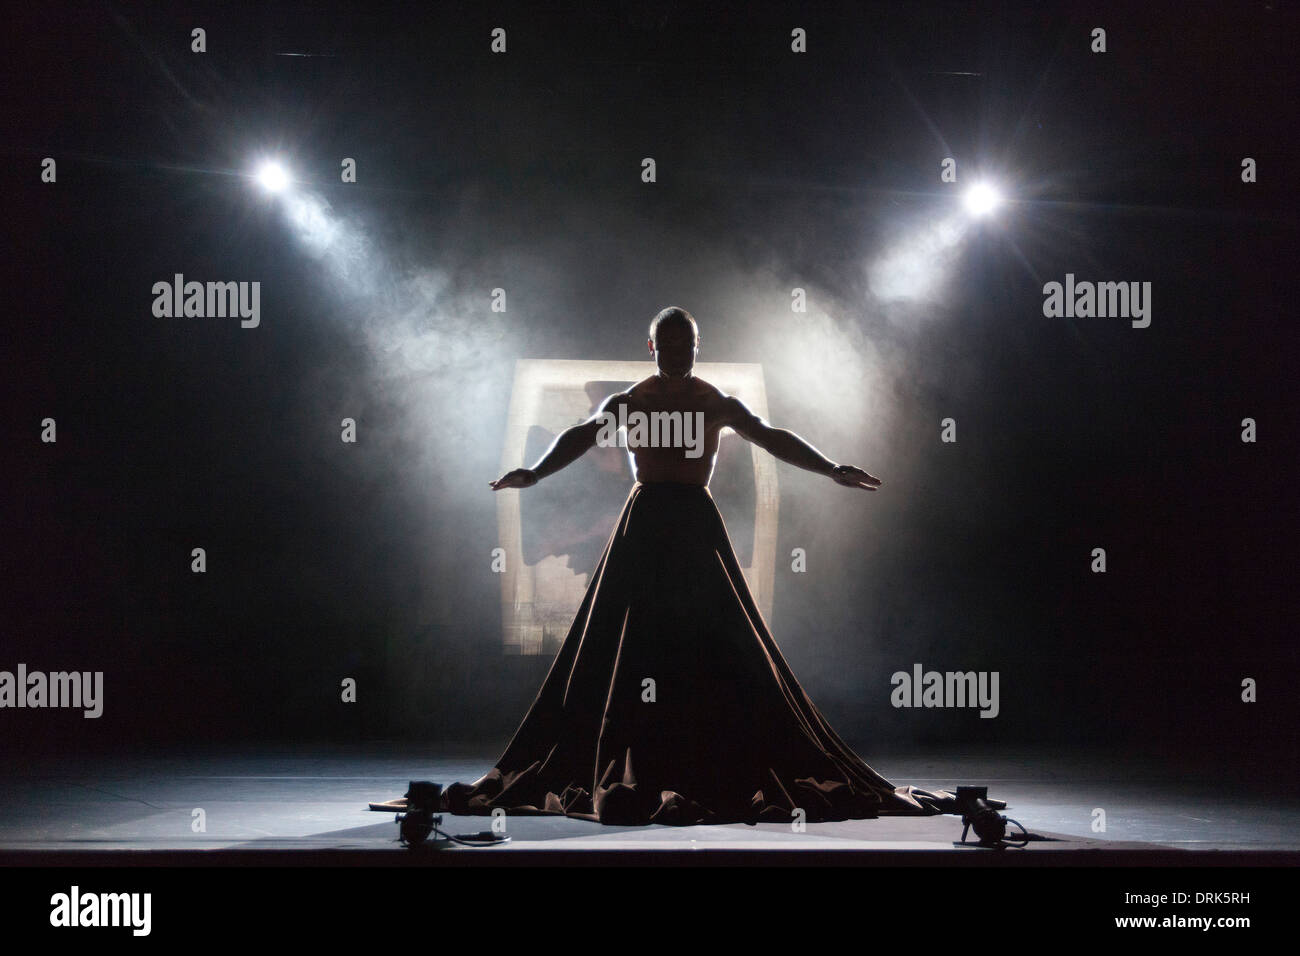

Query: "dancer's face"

xmin=648 ymin=323 xmax=698 ymax=378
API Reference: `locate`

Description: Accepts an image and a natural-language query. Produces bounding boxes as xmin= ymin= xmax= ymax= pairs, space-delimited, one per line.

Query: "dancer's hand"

xmin=490 ymin=468 xmax=538 ymax=490
xmin=829 ymin=464 xmax=882 ymax=490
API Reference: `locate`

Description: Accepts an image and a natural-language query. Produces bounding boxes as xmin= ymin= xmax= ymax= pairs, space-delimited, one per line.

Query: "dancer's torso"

xmin=620 ymin=375 xmax=730 ymax=486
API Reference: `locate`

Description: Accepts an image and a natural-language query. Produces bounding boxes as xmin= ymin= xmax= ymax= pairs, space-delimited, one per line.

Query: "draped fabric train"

xmin=441 ymin=480 xmax=1003 ymax=825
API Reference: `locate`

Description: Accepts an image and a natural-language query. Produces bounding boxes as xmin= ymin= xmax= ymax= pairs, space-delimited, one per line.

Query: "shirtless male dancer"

xmin=489 ymin=307 xmax=883 ymax=492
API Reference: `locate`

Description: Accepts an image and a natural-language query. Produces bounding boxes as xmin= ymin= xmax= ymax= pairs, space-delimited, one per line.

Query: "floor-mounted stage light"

xmin=956 ymin=786 xmax=1029 ymax=848
xmin=367 ymin=781 xmax=511 ymax=849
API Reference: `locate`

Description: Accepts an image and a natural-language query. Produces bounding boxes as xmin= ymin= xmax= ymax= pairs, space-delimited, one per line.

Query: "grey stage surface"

xmin=1 ymin=741 xmax=1295 ymax=863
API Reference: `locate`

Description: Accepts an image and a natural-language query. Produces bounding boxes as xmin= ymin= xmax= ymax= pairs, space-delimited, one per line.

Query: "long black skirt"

xmin=441 ymin=480 xmax=1005 ymax=826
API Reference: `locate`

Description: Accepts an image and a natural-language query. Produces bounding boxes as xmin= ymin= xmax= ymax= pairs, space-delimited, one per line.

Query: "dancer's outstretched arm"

xmin=489 ymin=391 xmax=632 ymax=490
xmin=722 ymin=396 xmax=883 ymax=490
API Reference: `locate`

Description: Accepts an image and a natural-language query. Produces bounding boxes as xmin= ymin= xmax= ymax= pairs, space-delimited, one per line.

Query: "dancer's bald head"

xmin=648 ymin=307 xmax=700 ymax=346
xmin=647 ymin=307 xmax=700 ymax=378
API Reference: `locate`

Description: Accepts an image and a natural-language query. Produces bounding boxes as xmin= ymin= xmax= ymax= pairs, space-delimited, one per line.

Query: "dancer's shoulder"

xmin=684 ymin=378 xmax=730 ymax=407
xmin=597 ymin=387 xmax=637 ymax=414
xmin=716 ymin=392 xmax=767 ymax=434
xmin=710 ymin=384 xmax=743 ymax=409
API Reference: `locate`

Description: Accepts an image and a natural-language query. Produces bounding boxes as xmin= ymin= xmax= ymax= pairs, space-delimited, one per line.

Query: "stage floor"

xmin=1 ymin=742 xmax=1295 ymax=863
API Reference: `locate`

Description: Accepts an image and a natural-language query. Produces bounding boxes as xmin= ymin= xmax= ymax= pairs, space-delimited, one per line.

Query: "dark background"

xmin=2 ymin=1 xmax=1296 ymax=783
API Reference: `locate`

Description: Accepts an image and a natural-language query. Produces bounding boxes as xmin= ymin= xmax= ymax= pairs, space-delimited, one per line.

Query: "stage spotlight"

xmin=256 ymin=161 xmax=290 ymax=193
xmin=962 ymin=182 xmax=1002 ymax=217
